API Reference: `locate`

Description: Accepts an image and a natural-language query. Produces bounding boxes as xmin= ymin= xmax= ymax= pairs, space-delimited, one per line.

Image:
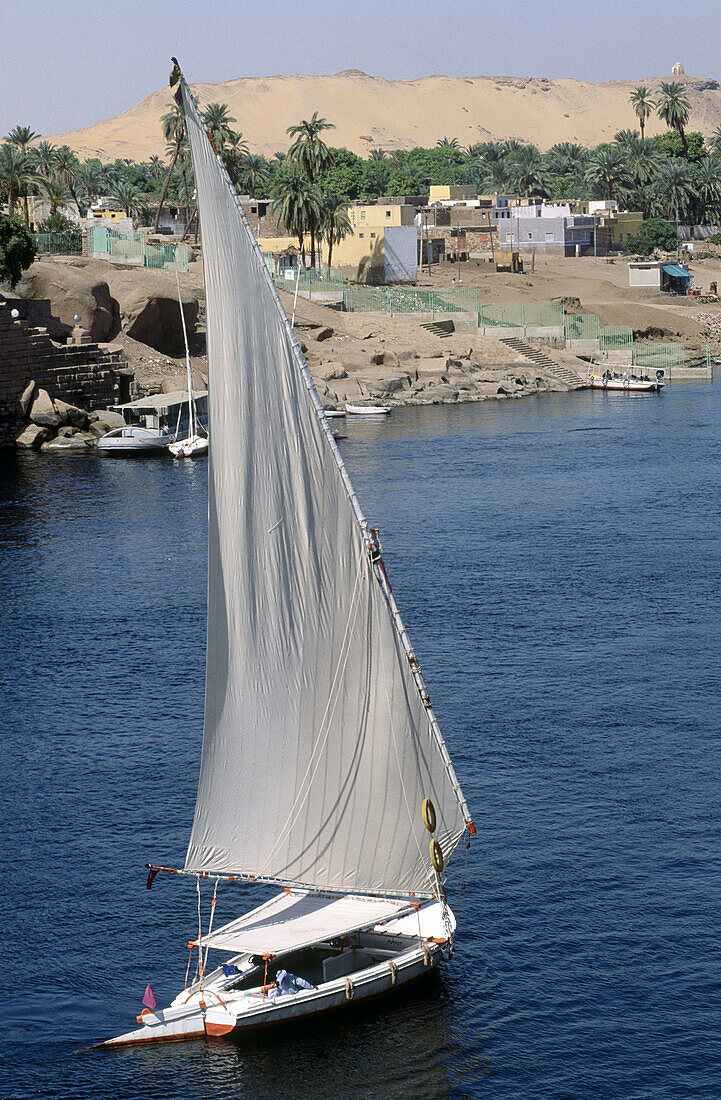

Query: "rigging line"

xmin=196 ymin=876 xmax=204 ymax=987
xmin=257 ymin=553 xmax=366 ymax=875
xmin=202 ymin=878 xmax=220 ymax=972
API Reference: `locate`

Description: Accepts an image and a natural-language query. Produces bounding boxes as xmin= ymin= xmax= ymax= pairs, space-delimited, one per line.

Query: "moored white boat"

xmin=587 ymin=366 xmax=665 ymax=392
xmin=168 ymin=271 xmax=209 ymax=458
xmin=168 ymin=434 xmax=209 ymax=458
xmin=101 ymin=66 xmax=474 ymax=1049
xmin=97 ymin=390 xmax=209 ymax=453
xmin=345 ymin=403 xmax=392 ymax=415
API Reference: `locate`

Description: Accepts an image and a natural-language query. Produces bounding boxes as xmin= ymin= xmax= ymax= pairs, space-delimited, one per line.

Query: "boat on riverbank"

xmin=97 ymin=390 xmax=209 ymax=453
xmin=100 ymin=66 xmax=473 ymax=1048
xmin=587 ymin=365 xmax=665 ymax=392
xmin=345 ymin=404 xmax=392 ymax=415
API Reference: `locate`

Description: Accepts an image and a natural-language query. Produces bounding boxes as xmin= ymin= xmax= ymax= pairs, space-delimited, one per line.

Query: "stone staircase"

xmin=499 ymin=336 xmax=584 ymax=386
xmin=420 ymin=319 xmax=455 ymax=339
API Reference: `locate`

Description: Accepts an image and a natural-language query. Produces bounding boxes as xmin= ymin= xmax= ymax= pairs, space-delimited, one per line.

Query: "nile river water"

xmin=1 ymin=381 xmax=720 ymax=1098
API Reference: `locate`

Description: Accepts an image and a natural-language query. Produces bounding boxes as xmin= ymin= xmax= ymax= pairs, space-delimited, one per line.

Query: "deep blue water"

xmin=1 ymin=382 xmax=721 ymax=1098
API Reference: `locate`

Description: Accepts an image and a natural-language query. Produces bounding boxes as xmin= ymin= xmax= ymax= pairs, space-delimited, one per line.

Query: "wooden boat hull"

xmin=101 ymin=942 xmax=443 ymax=1047
xmin=587 ymin=375 xmax=664 ymax=392
xmin=345 ymin=404 xmax=392 ymax=415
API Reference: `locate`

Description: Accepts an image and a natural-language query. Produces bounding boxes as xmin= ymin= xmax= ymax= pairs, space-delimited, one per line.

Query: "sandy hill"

xmin=46 ymin=71 xmax=721 ymax=162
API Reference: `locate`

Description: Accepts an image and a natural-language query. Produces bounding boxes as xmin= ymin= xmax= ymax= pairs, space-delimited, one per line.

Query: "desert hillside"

xmin=45 ymin=71 xmax=721 ymax=161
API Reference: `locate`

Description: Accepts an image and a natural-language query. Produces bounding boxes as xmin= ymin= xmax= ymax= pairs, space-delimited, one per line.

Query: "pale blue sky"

xmin=4 ymin=0 xmax=720 ymax=138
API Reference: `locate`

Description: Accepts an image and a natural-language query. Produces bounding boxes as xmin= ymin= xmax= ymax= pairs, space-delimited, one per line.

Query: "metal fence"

xmin=600 ymin=325 xmax=634 ymax=352
xmin=274 ymin=266 xmax=343 ymax=295
xmin=632 ymin=342 xmax=685 ymax=370
xmin=31 ymin=232 xmax=82 ymax=255
xmin=478 ymin=301 xmax=524 ymax=328
xmin=88 ymin=226 xmax=189 ymax=271
xmin=564 ymin=313 xmax=601 ymax=341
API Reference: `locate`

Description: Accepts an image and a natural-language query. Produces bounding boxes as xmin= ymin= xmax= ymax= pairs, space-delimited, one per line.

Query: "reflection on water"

xmin=2 ymin=383 xmax=721 ymax=1097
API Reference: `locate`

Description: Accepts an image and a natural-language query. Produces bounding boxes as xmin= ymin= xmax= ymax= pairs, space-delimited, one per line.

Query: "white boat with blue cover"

xmin=100 ymin=65 xmax=474 ymax=1048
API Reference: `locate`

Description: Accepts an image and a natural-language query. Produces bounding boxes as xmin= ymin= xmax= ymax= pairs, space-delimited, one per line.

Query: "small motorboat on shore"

xmin=324 ymin=409 xmax=346 ymax=419
xmin=97 ymin=390 xmax=209 ymax=454
xmin=587 ymin=365 xmax=665 ymax=392
xmin=345 ymin=404 xmax=392 ymax=415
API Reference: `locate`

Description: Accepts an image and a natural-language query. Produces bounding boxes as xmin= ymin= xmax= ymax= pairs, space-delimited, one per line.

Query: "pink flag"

xmin=142 ymin=984 xmax=157 ymax=1011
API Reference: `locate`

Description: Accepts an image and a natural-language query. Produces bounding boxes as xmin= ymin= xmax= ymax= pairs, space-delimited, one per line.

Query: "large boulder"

xmin=54 ymin=399 xmax=89 ymax=429
xmin=18 ymin=380 xmax=35 ymax=417
xmin=14 ymin=259 xmax=117 ymax=341
xmin=29 ymin=388 xmax=61 ymax=428
xmin=89 ymin=408 xmax=125 ymax=428
xmin=40 ymin=431 xmax=96 ymax=451
xmin=15 ymin=424 xmax=51 ymax=449
xmin=104 ymin=269 xmax=198 ymax=355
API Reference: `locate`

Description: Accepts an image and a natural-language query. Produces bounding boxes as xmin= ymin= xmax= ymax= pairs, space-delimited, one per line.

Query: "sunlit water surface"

xmin=1 ymin=382 xmax=720 ymax=1098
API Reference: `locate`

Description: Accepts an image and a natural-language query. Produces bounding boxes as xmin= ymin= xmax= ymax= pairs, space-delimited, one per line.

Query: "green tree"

xmin=316 ymin=147 xmax=365 ymax=200
xmin=202 ymin=102 xmax=237 ymax=148
xmin=657 ymin=81 xmax=691 ymax=155
xmin=320 ymin=195 xmax=351 ymax=266
xmin=241 ymin=153 xmax=269 ymax=198
xmin=654 ymin=130 xmax=705 ymax=162
xmin=286 ymin=112 xmax=336 ymax=265
xmin=651 ymin=160 xmax=695 ymax=224
xmin=693 ymin=156 xmax=721 ymax=223
xmin=625 ymin=217 xmax=679 ymax=256
xmin=109 ymin=179 xmax=144 ymax=218
xmin=585 ymin=146 xmax=631 ymax=201
xmin=154 ymin=104 xmax=186 ymax=231
xmin=0 ymin=212 xmax=36 ymax=287
xmin=629 ymin=86 xmax=656 ymax=140
xmin=272 ymin=169 xmax=323 ymax=263
xmin=508 ymin=145 xmax=548 ymax=197
xmin=0 ymin=145 xmax=32 ymax=218
xmin=35 ymin=174 xmax=71 ymax=216
xmin=53 ymin=146 xmax=82 ymax=213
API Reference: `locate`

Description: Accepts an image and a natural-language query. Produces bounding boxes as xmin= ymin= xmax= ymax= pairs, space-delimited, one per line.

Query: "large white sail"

xmin=180 ymin=80 xmax=472 ymax=898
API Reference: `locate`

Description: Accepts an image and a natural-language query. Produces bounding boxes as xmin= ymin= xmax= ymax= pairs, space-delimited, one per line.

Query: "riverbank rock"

xmin=40 ymin=431 xmax=96 ymax=451
xmin=18 ymin=380 xmax=35 ymax=417
xmin=15 ymin=260 xmax=117 ymax=341
xmin=54 ymin=399 xmax=89 ymax=429
xmin=15 ymin=424 xmax=51 ymax=449
xmin=29 ymin=388 xmax=61 ymax=429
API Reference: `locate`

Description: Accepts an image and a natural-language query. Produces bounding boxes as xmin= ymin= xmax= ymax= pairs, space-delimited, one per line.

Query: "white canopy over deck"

xmin=199 ymin=890 xmax=411 ymax=955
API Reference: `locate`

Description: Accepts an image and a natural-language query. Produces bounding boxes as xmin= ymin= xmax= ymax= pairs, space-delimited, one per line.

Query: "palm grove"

xmin=1 ymin=80 xmax=719 ymax=266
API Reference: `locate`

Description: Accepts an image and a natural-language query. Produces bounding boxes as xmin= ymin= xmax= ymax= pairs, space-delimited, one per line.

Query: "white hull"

xmin=169 ymin=434 xmax=209 ymax=457
xmin=345 ymin=404 xmax=392 ymax=415
xmin=588 ymin=374 xmax=664 ymax=393
xmin=102 ymin=900 xmax=452 ymax=1047
xmin=97 ymin=427 xmax=171 ymax=452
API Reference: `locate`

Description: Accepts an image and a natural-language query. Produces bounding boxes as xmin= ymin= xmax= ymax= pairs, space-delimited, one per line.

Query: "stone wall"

xmin=0 ymin=297 xmax=131 ymax=446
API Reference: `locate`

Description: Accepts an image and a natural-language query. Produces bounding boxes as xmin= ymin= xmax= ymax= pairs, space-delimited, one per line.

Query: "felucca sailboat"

xmin=103 ymin=66 xmax=474 ymax=1046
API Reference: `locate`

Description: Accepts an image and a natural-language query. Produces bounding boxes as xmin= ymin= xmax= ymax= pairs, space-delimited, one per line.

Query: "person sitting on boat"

xmin=268 ymin=969 xmax=316 ymax=998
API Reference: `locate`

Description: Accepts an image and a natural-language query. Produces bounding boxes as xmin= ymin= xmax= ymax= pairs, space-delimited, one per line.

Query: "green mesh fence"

xmin=274 ymin=266 xmax=343 ymax=295
xmin=31 ymin=232 xmax=81 ymax=255
xmin=88 ymin=226 xmax=188 ymax=270
xmin=632 ymin=342 xmax=685 ymax=370
xmin=564 ymin=313 xmax=601 ymax=341
xmin=343 ymin=286 xmax=389 ymax=313
xmin=600 ymin=325 xmax=634 ymax=352
xmin=523 ymin=300 xmax=564 ymax=327
xmin=478 ymin=302 xmax=524 ymax=328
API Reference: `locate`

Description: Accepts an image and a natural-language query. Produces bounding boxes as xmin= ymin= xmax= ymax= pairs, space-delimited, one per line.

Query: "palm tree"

xmin=320 ymin=196 xmax=352 ymax=267
xmin=148 ymin=154 xmax=165 ymax=181
xmin=36 ymin=175 xmax=71 ymax=217
xmin=272 ymin=151 xmax=286 ymax=165
xmin=273 ymin=170 xmax=323 ymax=264
xmin=652 ymin=160 xmax=694 ymax=225
xmin=657 ymin=81 xmax=691 ymax=155
xmin=708 ymin=126 xmax=721 ymax=155
xmin=76 ymin=161 xmax=104 ymax=207
xmin=436 ymin=136 xmax=460 ymax=148
xmin=202 ymin=102 xmax=236 ymax=149
xmin=693 ymin=156 xmax=721 ymax=223
xmin=221 ymin=130 xmax=250 ymax=188
xmin=154 ymin=104 xmax=186 ymax=231
xmin=629 ymin=86 xmax=656 ymax=141
xmin=509 ymin=145 xmax=548 ymax=197
xmin=0 ymin=145 xmax=31 ymax=216
xmin=585 ymin=146 xmax=631 ymax=201
xmin=242 ymin=153 xmax=269 ymax=198
xmin=6 ymin=126 xmax=41 ymax=225
xmin=364 ymin=163 xmax=391 ymax=198
xmin=109 ymin=180 xmax=143 ymax=218
xmin=286 ymin=112 xmax=335 ymax=265
xmin=53 ymin=146 xmax=81 ymax=213
xmin=30 ymin=141 xmax=57 ymax=178
xmin=616 ymin=133 xmax=663 ymax=214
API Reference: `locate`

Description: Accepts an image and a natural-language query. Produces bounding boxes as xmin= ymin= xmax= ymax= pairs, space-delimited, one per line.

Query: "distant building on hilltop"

xmin=672 ymin=62 xmax=685 ymax=76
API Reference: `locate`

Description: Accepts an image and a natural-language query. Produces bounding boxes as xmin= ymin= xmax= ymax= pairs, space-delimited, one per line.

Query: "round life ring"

xmin=422 ymin=797 xmax=437 ymax=834
xmin=430 ymin=838 xmax=444 ymax=873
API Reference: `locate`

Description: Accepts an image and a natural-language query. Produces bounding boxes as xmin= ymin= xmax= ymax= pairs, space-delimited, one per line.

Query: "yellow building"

xmin=428 ymin=185 xmax=477 ymax=203
xmin=348 ymin=204 xmax=415 ymax=228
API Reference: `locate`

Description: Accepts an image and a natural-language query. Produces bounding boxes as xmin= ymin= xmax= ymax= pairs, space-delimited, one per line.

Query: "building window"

xmin=386 ymin=210 xmax=391 ymax=218
xmin=545 ymin=231 xmax=554 ymax=241
xmin=371 ymin=232 xmax=376 ymax=238
xmin=361 ymin=211 xmax=366 ymax=220
xmin=528 ymin=233 xmax=533 ymax=239
xmin=359 ymin=232 xmax=365 ymax=239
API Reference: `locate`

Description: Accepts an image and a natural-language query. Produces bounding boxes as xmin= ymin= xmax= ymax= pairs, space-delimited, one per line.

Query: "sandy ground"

xmin=45 ymin=72 xmax=721 ymax=160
